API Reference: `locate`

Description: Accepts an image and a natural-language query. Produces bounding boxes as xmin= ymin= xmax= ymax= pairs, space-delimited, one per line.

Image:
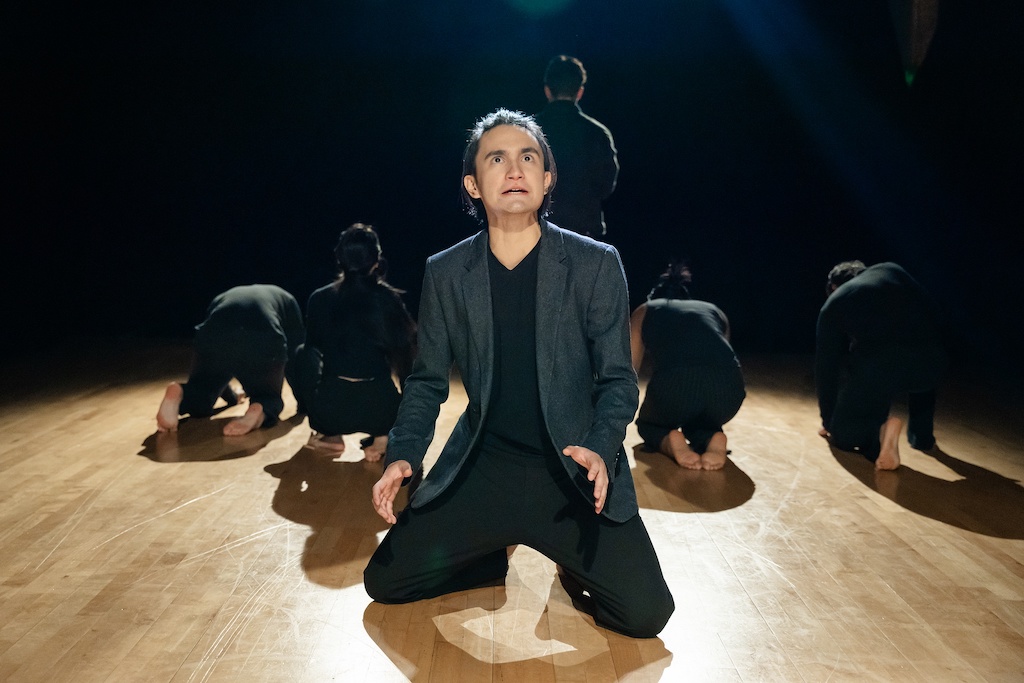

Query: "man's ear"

xmin=464 ymin=174 xmax=481 ymax=199
xmin=543 ymin=171 xmax=552 ymax=194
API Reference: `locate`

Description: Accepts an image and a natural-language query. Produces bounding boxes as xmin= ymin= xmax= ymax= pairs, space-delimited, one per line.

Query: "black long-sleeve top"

xmin=815 ymin=262 xmax=943 ymax=425
xmin=304 ymin=279 xmax=416 ymax=383
xmin=196 ymin=284 xmax=305 ymax=362
xmin=534 ymin=100 xmax=619 ymax=236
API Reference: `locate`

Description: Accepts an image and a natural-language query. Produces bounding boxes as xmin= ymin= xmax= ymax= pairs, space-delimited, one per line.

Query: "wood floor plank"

xmin=0 ymin=342 xmax=1022 ymax=681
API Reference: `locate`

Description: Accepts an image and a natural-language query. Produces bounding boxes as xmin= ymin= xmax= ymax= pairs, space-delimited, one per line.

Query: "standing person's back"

xmin=534 ymin=55 xmax=618 ymax=238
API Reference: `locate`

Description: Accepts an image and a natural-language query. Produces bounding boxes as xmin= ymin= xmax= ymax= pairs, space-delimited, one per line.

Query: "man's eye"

xmin=491 ymin=156 xmax=503 ymax=163
xmin=523 ymin=154 xmax=534 ymax=162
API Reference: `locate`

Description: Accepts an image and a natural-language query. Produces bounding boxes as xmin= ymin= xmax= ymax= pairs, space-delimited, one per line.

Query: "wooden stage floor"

xmin=1 ymin=339 xmax=1022 ymax=682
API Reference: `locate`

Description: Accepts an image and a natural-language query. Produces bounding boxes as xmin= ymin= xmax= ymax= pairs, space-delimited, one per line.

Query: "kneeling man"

xmin=363 ymin=109 xmax=674 ymax=638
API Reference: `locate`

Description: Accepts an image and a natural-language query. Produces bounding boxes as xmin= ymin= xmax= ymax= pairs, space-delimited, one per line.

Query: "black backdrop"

xmin=6 ymin=0 xmax=1022 ymax=387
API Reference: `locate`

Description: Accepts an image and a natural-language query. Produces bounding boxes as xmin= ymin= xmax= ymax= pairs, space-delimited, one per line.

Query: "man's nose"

xmin=506 ymin=160 xmax=524 ymax=178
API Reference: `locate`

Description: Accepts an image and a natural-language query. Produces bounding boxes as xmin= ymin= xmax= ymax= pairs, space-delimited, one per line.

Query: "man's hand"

xmin=372 ymin=460 xmax=413 ymax=524
xmin=562 ymin=445 xmax=609 ymax=514
xmin=818 ymin=427 xmax=831 ymax=439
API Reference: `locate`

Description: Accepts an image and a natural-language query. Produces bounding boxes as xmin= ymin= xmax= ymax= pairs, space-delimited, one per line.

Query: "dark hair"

xmin=544 ymin=55 xmax=587 ymax=99
xmin=460 ymin=108 xmax=558 ymax=221
xmin=648 ymin=259 xmax=693 ymax=301
xmin=826 ymin=260 xmax=866 ymax=295
xmin=331 ymin=223 xmax=403 ymax=296
xmin=333 ymin=223 xmax=390 ymax=288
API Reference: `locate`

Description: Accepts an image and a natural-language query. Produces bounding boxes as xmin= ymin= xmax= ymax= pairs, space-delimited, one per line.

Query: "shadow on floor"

xmin=632 ymin=445 xmax=755 ymax=513
xmin=831 ymin=444 xmax=1024 ymax=539
xmin=138 ymin=412 xmax=303 ymax=462
xmin=264 ymin=446 xmax=401 ymax=589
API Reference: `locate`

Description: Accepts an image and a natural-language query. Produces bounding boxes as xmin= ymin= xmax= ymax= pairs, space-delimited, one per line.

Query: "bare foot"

xmin=223 ymin=402 xmax=265 ymax=436
xmin=156 ymin=382 xmax=183 ymax=432
xmin=875 ymin=416 xmax=903 ymax=471
xmin=701 ymin=432 xmax=728 ymax=470
xmin=307 ymin=431 xmax=346 ymax=454
xmin=663 ymin=430 xmax=702 ymax=469
xmin=362 ymin=435 xmax=388 ymax=462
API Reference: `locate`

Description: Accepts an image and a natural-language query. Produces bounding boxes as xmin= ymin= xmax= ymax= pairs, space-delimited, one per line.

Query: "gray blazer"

xmin=386 ymin=221 xmax=640 ymax=522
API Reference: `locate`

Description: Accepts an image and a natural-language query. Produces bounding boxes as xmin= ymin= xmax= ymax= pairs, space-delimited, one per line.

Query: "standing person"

xmin=630 ymin=261 xmax=746 ymax=471
xmin=534 ymin=55 xmax=619 ymax=238
xmin=292 ymin=223 xmax=416 ymax=462
xmin=816 ymin=261 xmax=948 ymax=470
xmin=155 ymin=284 xmax=305 ymax=436
xmin=363 ymin=109 xmax=674 ymax=638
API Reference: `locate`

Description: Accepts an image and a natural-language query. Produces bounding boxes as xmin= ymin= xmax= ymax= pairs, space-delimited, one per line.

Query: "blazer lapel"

xmin=536 ymin=223 xmax=568 ymax=403
xmin=461 ymin=231 xmax=494 ymax=393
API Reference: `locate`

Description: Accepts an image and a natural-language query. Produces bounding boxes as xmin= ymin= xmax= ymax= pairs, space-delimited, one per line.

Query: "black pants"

xmin=291 ymin=344 xmax=401 ymax=437
xmin=828 ymin=346 xmax=946 ymax=459
xmin=179 ymin=328 xmax=290 ymax=426
xmin=364 ymin=447 xmax=675 ymax=638
xmin=637 ymin=364 xmax=746 ymax=453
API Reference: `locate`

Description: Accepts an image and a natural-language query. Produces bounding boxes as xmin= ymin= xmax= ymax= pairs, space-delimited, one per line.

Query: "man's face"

xmin=464 ymin=124 xmax=551 ymax=221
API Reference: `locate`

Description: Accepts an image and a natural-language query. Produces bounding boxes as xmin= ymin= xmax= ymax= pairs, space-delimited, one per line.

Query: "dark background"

xmin=5 ymin=1 xmax=1023 ymax=389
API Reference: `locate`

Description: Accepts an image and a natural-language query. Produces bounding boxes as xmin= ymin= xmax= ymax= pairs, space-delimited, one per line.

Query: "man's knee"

xmin=363 ymin=563 xmax=405 ymax=604
xmin=604 ymin=593 xmax=675 ymax=638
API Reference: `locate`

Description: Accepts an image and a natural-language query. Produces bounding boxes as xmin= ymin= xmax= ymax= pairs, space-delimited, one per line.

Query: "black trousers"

xmin=637 ymin=364 xmax=746 ymax=453
xmin=364 ymin=447 xmax=675 ymax=638
xmin=290 ymin=344 xmax=401 ymax=438
xmin=179 ymin=328 xmax=290 ymax=426
xmin=828 ymin=346 xmax=946 ymax=458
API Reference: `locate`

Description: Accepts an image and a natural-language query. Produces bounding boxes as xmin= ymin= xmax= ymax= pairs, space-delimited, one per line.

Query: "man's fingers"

xmin=374 ymin=490 xmax=396 ymax=524
xmin=371 ymin=484 xmax=389 ymax=520
xmin=594 ymin=467 xmax=608 ymax=513
xmin=378 ymin=500 xmax=395 ymax=524
xmin=371 ymin=462 xmax=411 ymax=524
xmin=563 ymin=445 xmax=610 ymax=514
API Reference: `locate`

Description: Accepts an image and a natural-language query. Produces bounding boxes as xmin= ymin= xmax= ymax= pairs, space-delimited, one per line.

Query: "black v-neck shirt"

xmin=480 ymin=240 xmax=552 ymax=459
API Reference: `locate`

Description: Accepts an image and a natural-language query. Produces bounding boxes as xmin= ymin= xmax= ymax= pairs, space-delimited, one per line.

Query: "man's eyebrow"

xmin=483 ymin=146 xmax=541 ymax=159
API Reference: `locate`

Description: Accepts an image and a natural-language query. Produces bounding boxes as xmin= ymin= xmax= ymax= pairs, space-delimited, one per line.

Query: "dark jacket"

xmin=535 ymin=100 xmax=619 ymax=237
xmin=385 ymin=221 xmax=640 ymax=521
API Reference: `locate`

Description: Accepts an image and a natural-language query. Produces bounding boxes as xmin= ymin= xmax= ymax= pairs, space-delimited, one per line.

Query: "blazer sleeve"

xmin=384 ymin=261 xmax=452 ymax=474
xmin=579 ymin=246 xmax=639 ymax=468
